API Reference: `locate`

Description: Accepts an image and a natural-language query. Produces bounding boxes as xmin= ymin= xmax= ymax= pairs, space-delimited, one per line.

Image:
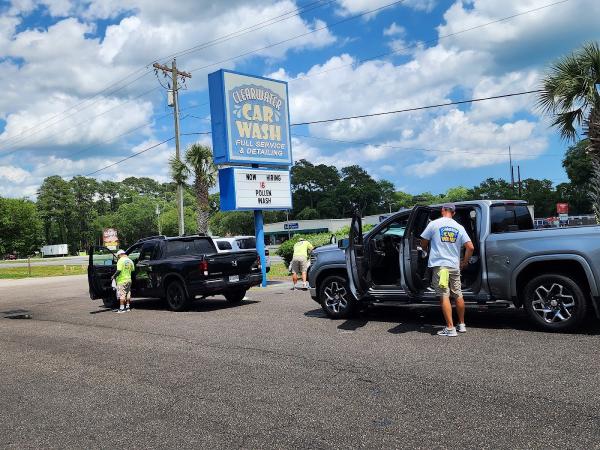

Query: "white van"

xmin=214 ymin=236 xmax=271 ymax=272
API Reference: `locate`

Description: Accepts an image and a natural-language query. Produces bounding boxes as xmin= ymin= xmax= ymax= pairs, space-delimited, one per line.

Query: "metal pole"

xmin=286 ymin=209 xmax=291 ymax=240
xmin=518 ymin=165 xmax=522 ymax=197
xmin=28 ymin=256 xmax=31 ymax=277
xmin=156 ymin=205 xmax=162 ymax=235
xmin=172 ymin=58 xmax=185 ymax=236
xmin=254 ymin=210 xmax=268 ymax=287
xmin=509 ymin=145 xmax=514 ymax=189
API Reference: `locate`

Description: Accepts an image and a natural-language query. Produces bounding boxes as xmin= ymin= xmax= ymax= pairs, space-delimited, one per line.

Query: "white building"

xmin=264 ymin=214 xmax=387 ymax=244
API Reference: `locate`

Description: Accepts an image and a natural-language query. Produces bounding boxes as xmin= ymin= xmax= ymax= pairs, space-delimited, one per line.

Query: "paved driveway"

xmin=1 ymin=276 xmax=599 ymax=448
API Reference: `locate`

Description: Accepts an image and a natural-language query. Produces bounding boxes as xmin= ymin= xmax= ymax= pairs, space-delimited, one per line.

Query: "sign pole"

xmin=254 ymin=209 xmax=268 ymax=287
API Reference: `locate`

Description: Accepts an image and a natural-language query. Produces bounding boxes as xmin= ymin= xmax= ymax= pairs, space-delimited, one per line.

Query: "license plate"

xmin=229 ymin=275 xmax=239 ymax=282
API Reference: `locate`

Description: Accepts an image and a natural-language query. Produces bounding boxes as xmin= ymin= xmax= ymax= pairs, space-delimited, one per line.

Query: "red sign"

xmin=556 ymin=203 xmax=569 ymax=214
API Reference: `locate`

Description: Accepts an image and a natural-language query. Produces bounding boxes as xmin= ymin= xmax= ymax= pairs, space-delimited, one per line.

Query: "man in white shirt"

xmin=420 ymin=203 xmax=474 ymax=337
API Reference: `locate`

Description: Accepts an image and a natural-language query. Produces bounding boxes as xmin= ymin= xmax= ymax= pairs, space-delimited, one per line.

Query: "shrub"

xmin=275 ymin=223 xmax=374 ymax=266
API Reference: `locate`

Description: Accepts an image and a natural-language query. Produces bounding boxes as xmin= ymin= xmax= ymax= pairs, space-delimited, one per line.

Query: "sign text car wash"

xmin=209 ymin=70 xmax=293 ymax=286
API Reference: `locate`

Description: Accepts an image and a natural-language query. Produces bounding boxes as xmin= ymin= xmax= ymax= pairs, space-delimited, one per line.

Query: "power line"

xmin=0 ymin=0 xmax=334 ymax=148
xmin=0 ymin=86 xmax=160 ymax=157
xmin=165 ymin=0 xmax=337 ymax=62
xmin=80 ymin=131 xmax=213 ymax=177
xmin=293 ymin=133 xmax=563 ymax=157
xmin=83 ymin=137 xmax=175 ymax=177
xmin=72 ymin=89 xmax=549 ymax=176
xmin=290 ymin=89 xmax=542 ymax=126
xmin=289 ymin=0 xmax=571 ymax=84
xmin=34 ymin=104 xmax=207 ymax=172
xmin=188 ymin=0 xmax=407 ymax=74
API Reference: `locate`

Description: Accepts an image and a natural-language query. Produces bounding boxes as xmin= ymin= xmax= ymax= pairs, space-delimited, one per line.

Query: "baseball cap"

xmin=442 ymin=203 xmax=456 ymax=211
xmin=116 ymin=250 xmax=126 ymax=256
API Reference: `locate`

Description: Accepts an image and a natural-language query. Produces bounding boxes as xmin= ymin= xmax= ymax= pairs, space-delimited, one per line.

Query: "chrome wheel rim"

xmin=531 ymin=283 xmax=576 ymax=323
xmin=324 ymin=281 xmax=348 ymax=314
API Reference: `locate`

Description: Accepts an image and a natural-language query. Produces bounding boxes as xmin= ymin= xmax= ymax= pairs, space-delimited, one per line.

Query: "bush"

xmin=276 ymin=224 xmax=373 ymax=266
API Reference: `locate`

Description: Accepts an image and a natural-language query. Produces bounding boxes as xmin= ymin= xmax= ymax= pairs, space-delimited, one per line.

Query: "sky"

xmin=0 ymin=0 xmax=599 ymax=199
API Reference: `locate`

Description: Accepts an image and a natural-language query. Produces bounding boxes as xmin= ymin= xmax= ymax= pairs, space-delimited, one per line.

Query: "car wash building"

xmin=263 ymin=214 xmax=386 ymax=244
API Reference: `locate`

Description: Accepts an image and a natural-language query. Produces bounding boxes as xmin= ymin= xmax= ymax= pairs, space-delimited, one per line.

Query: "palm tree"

xmin=169 ymin=143 xmax=217 ymax=234
xmin=538 ymin=41 xmax=600 ymax=221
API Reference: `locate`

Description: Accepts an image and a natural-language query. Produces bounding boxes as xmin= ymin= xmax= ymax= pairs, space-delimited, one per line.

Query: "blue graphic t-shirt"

xmin=420 ymin=217 xmax=471 ymax=269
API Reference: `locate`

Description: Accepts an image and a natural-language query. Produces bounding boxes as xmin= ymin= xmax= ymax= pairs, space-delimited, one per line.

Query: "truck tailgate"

xmin=206 ymin=250 xmax=259 ymax=277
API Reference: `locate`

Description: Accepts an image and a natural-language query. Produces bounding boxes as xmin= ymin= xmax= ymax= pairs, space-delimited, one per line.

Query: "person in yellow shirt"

xmin=111 ymin=250 xmax=135 ymax=313
xmin=290 ymin=237 xmax=313 ymax=290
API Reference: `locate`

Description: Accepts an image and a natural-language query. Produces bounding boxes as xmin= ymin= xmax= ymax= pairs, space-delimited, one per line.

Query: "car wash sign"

xmin=219 ymin=167 xmax=292 ymax=211
xmin=208 ymin=69 xmax=292 ymax=166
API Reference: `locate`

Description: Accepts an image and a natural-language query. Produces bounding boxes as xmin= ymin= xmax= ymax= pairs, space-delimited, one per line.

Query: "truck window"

xmin=138 ymin=243 xmax=157 ymax=261
xmin=236 ymin=238 xmax=256 ymax=249
xmin=490 ymin=205 xmax=534 ymax=233
xmin=217 ymin=241 xmax=233 ymax=250
xmin=163 ymin=239 xmax=215 ymax=257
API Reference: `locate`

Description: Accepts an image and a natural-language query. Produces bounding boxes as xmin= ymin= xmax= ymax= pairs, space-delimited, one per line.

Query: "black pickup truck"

xmin=88 ymin=235 xmax=262 ymax=311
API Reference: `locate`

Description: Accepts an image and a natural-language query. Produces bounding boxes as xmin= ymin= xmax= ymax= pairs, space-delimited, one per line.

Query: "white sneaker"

xmin=437 ymin=327 xmax=458 ymax=337
xmin=457 ymin=323 xmax=466 ymax=333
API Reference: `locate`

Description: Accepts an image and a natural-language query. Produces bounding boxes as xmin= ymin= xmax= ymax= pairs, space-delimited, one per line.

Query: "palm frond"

xmin=185 ymin=143 xmax=217 ymax=188
xmin=551 ymin=109 xmax=583 ymax=141
xmin=169 ymin=156 xmax=190 ymax=185
xmin=537 ymin=41 xmax=600 ymax=142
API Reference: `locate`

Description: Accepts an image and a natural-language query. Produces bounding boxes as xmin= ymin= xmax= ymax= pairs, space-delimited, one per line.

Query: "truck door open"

xmin=401 ymin=206 xmax=434 ymax=295
xmin=345 ymin=211 xmax=369 ymax=298
xmin=88 ymin=246 xmax=116 ymax=300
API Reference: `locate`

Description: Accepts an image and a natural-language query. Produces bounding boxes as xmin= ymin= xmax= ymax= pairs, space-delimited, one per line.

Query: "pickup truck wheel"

xmin=225 ymin=289 xmax=247 ymax=303
xmin=319 ymin=275 xmax=357 ymax=319
xmin=522 ymin=274 xmax=588 ymax=332
xmin=166 ymin=281 xmax=190 ymax=312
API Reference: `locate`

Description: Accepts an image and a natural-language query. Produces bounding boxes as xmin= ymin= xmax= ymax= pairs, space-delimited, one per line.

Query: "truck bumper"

xmin=190 ymin=273 xmax=262 ymax=297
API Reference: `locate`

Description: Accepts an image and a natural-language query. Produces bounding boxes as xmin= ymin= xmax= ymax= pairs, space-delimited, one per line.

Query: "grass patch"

xmin=0 ymin=265 xmax=87 ymax=279
xmin=268 ymin=262 xmax=290 ymax=279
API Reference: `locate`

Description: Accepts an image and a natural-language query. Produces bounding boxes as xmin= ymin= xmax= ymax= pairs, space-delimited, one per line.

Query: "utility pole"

xmin=508 ymin=145 xmax=514 ymax=190
xmin=517 ymin=165 xmax=523 ymax=198
xmin=153 ymin=59 xmax=191 ymax=236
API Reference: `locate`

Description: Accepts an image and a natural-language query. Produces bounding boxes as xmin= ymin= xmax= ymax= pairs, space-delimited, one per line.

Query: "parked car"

xmin=4 ymin=254 xmax=17 ymax=260
xmin=214 ymin=236 xmax=271 ymax=272
xmin=88 ymin=235 xmax=262 ymax=311
xmin=308 ymin=200 xmax=600 ymax=332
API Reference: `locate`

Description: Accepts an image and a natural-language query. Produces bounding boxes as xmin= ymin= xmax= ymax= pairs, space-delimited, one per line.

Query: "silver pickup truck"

xmin=308 ymin=200 xmax=600 ymax=331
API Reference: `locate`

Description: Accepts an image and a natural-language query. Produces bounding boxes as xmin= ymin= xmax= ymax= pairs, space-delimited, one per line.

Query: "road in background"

xmin=1 ymin=276 xmax=599 ymax=448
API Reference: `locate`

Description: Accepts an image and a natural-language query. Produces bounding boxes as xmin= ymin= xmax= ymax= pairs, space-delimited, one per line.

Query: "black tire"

xmin=166 ymin=281 xmax=190 ymax=312
xmin=319 ymin=275 xmax=358 ymax=319
xmin=102 ymin=296 xmax=118 ymax=309
xmin=522 ymin=273 xmax=588 ymax=332
xmin=225 ymin=289 xmax=247 ymax=304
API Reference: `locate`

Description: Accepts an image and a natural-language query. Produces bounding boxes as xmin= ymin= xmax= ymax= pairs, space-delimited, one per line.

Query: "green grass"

xmin=0 ymin=265 xmax=88 ymax=279
xmin=268 ymin=262 xmax=290 ymax=279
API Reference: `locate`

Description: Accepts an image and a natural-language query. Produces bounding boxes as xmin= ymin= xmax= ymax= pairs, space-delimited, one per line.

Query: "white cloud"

xmin=383 ymin=22 xmax=405 ymax=36
xmin=336 ymin=0 xmax=436 ymax=17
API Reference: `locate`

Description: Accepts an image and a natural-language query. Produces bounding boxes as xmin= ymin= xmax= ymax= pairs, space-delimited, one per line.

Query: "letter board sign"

xmin=218 ymin=167 xmax=292 ymax=211
xmin=208 ymin=69 xmax=292 ymax=166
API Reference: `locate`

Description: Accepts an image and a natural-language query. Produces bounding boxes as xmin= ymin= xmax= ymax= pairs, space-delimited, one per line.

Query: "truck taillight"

xmin=256 ymin=256 xmax=261 ymax=269
xmin=199 ymin=260 xmax=209 ymax=276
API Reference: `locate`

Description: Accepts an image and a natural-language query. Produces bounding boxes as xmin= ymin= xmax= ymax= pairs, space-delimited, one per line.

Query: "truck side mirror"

xmin=338 ymin=238 xmax=349 ymax=250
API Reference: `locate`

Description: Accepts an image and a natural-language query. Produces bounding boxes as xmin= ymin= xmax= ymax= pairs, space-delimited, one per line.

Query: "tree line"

xmin=0 ymin=137 xmax=594 ymax=258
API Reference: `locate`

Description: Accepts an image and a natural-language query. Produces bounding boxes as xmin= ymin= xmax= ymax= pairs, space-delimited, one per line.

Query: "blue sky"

xmin=0 ymin=0 xmax=599 ymax=198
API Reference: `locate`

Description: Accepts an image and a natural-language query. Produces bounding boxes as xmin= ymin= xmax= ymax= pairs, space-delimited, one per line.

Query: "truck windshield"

xmin=163 ymin=239 xmax=215 ymax=257
xmin=490 ymin=204 xmax=534 ymax=233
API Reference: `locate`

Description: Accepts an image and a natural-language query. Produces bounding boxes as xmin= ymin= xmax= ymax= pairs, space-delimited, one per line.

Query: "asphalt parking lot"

xmin=1 ymin=276 xmax=600 ymax=449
